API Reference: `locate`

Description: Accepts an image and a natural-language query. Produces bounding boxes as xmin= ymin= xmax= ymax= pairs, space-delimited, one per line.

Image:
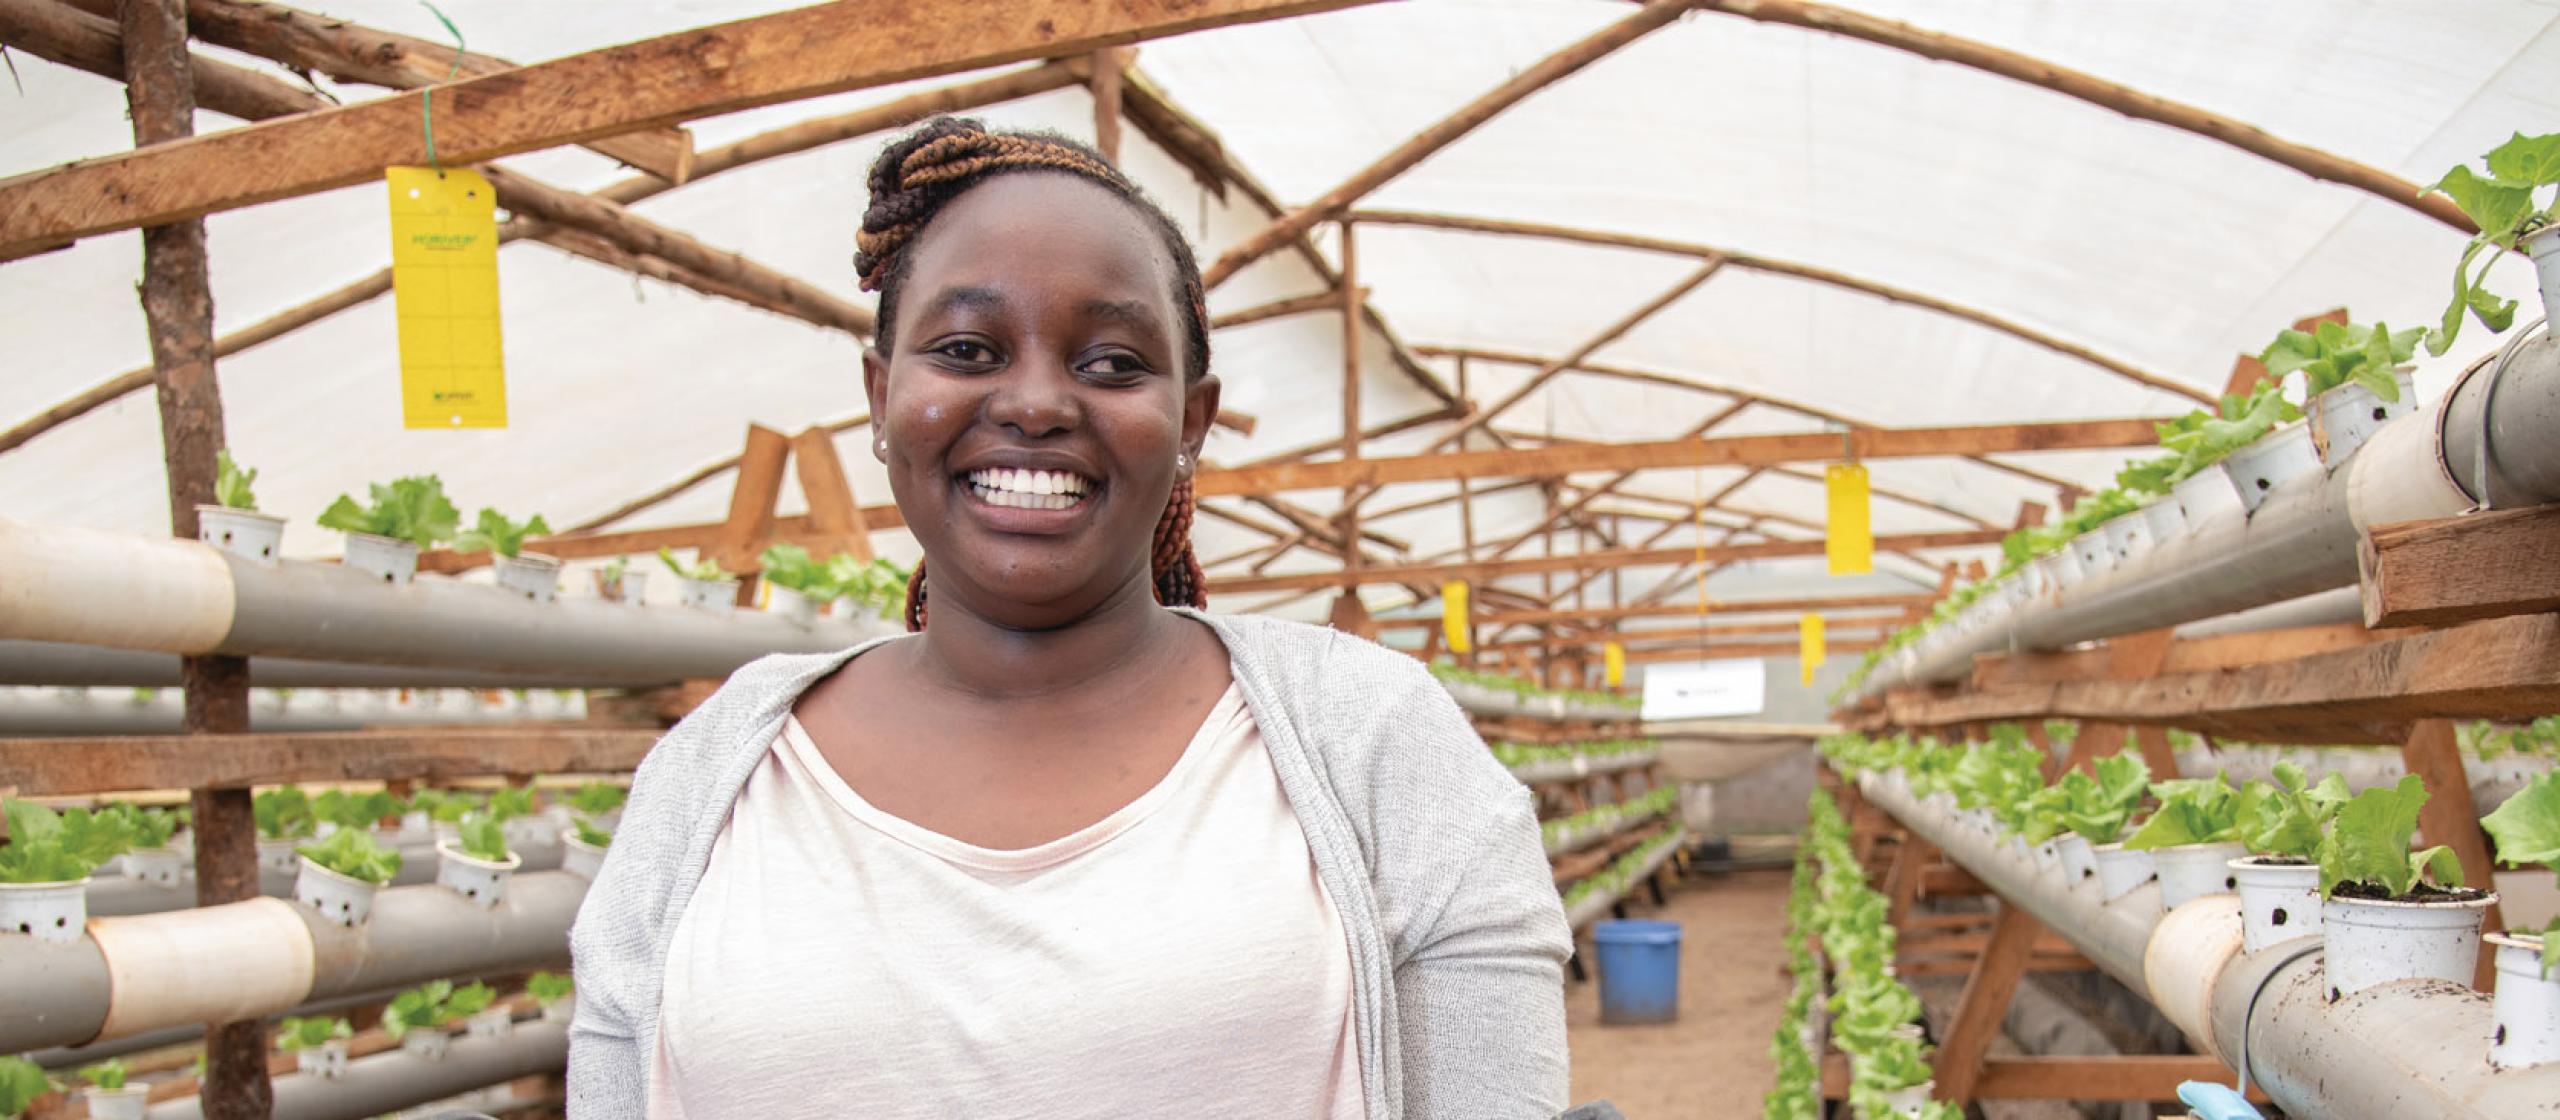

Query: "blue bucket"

xmin=1593 ymin=919 xmax=1682 ymax=1024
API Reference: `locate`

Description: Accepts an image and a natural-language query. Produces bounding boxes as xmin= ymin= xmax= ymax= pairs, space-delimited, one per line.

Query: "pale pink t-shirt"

xmin=648 ymin=685 xmax=1365 ymax=1119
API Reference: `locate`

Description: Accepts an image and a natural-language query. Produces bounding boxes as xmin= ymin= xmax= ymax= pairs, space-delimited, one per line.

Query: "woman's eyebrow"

xmin=918 ymin=285 xmax=1006 ymax=321
xmin=1079 ymin=298 xmax=1162 ymax=333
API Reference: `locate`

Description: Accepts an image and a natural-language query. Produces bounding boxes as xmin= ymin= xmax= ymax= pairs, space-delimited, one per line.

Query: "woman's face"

xmin=864 ymin=173 xmax=1219 ymax=630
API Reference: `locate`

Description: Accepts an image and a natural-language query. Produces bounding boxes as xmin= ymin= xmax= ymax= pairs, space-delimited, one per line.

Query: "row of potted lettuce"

xmin=191 ymin=462 xmax=910 ymax=618
xmin=1428 ymin=661 xmax=1640 ymax=722
xmin=0 ymin=779 xmax=626 ymax=942
xmin=1765 ymin=787 xmax=1956 ymax=1120
xmin=1540 ymin=785 xmax=1680 ymax=858
xmin=1822 ymin=728 xmax=2560 ymax=1071
xmin=1840 ymin=130 xmax=2560 ymax=703
xmin=1491 ymin=738 xmax=1660 ymax=783
xmin=1559 ymin=825 xmax=1686 ymax=931
xmin=0 ymin=972 xmax=577 ymax=1119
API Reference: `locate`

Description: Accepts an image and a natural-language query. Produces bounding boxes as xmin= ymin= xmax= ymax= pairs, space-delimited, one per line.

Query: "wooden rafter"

xmin=1371 ymin=591 xmax=1936 ymax=628
xmin=1676 ymin=0 xmax=2472 ymax=233
xmin=1482 ymin=615 xmax=1899 ymax=651
xmin=1212 ymin=288 xmax=1354 ymax=329
xmin=1198 ymin=0 xmax=1686 ymax=288
xmin=1209 ymin=528 xmax=2004 ymax=594
xmin=1438 ymin=259 xmax=1724 ymax=446
xmin=1195 ymin=418 xmax=2166 ymax=498
xmin=1364 ymin=211 xmax=2211 ymax=404
xmin=1423 ymin=344 xmax=2090 ymax=496
xmin=0 ymin=0 xmax=1374 ymax=257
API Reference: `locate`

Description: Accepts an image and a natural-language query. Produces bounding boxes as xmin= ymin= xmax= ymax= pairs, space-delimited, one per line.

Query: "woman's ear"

xmin=862 ymin=346 xmax=891 ymax=463
xmin=1178 ymin=373 xmax=1222 ymax=480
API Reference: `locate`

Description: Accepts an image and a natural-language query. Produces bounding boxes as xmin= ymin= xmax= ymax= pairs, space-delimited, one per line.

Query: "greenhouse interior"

xmin=3 ymin=1 xmax=2560 ymax=1118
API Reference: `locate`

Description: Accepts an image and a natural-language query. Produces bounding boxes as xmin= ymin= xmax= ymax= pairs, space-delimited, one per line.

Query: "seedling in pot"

xmin=76 ymin=1060 xmax=126 ymax=1092
xmin=2317 ymin=775 xmax=2470 ymax=901
xmin=455 ymin=508 xmax=551 ymax=558
xmin=569 ymin=782 xmax=626 ymax=819
xmin=314 ymin=789 xmax=400 ymax=835
xmin=2237 ymin=762 xmax=2350 ymax=861
xmin=296 ymin=829 xmax=402 ymax=886
xmin=214 ymin=450 xmax=258 ymax=511
xmin=2425 ymin=131 xmax=2560 ymax=355
xmin=2258 ymin=320 xmax=2421 ymax=404
xmin=2483 ymin=770 xmax=2560 ymax=975
xmin=0 ymin=1057 xmax=52 ymax=1119
xmin=2125 ymin=776 xmax=2243 ymax=850
xmin=253 ymin=787 xmax=317 ymax=842
xmin=659 ymin=547 xmax=727 ymax=582
xmin=275 ymin=1016 xmax=353 ymax=1052
xmin=318 ymin=476 xmax=460 ymax=546
xmin=458 ymin=815 xmax=513 ymax=863
xmin=2 ymin=797 xmax=136 ymax=885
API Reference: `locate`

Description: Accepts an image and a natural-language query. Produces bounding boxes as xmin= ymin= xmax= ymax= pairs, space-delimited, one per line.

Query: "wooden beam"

xmin=1195 ymin=419 xmax=2169 ymax=498
xmin=1484 ymin=616 xmax=1896 ymax=649
xmin=1339 ymin=219 xmax=1364 ymax=587
xmin=1680 ymin=0 xmax=2471 ymax=233
xmin=1198 ymin=0 xmax=1686 ymax=288
xmin=86 ymin=0 xmax=695 ymax=182
xmin=2402 ymin=718 xmax=2502 ymax=989
xmin=1441 ymin=260 xmax=1724 ymax=446
xmin=1088 ymin=46 xmax=1127 ymax=164
xmin=0 ymin=0 xmax=1374 ymax=256
xmin=1933 ymin=901 xmax=2044 ymax=1102
xmin=1373 ymin=592 xmax=1935 ymax=628
xmin=790 ymin=427 xmax=873 ymax=562
xmin=1210 ymin=288 xmax=1350 ymax=329
xmin=1968 ymin=622 xmax=2407 ymax=689
xmin=1622 ymin=639 xmax=1877 ymax=665
xmin=2360 ymin=506 xmax=2560 ymax=628
xmin=712 ymin=425 xmax=793 ymax=580
xmin=0 ymin=728 xmax=659 ymax=796
xmin=1210 ymin=528 xmax=2005 ymax=594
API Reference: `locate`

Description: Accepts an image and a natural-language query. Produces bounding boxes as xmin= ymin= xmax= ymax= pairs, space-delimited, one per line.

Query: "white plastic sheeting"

xmin=3 ymin=0 xmax=2556 ymax=628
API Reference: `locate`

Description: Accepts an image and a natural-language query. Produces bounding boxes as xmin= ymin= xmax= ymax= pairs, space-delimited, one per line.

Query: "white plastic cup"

xmin=2221 ymin=423 xmax=2320 ymax=514
xmin=492 ymin=552 xmax=561 ymax=603
xmin=2151 ymin=841 xmax=2246 ymax=909
xmin=2308 ymin=371 xmax=2416 ymax=466
xmin=2071 ymin=528 xmax=2115 ymax=579
xmin=2230 ymin=856 xmax=2322 ymax=953
xmin=2172 ymin=468 xmax=2245 ymax=534
xmin=2092 ymin=843 xmax=2157 ymax=903
xmin=435 ymin=841 xmax=522 ymax=909
xmin=2054 ymin=833 xmax=2100 ymax=889
xmin=677 ymin=576 xmax=738 ymax=615
xmin=1879 ymin=1080 xmax=1935 ymax=1117
xmin=0 ymin=878 xmax=89 ymax=943
xmin=2487 ymin=932 xmax=2559 ymax=1070
xmin=2138 ymin=495 xmax=2186 ymax=548
xmin=196 ymin=506 xmax=286 ymax=565
xmin=2102 ymin=513 xmax=2148 ymax=567
xmin=341 ymin=532 xmax=420 ymax=585
xmin=295 ymin=1038 xmax=350 ymax=1079
xmin=2524 ymin=222 xmax=2560 ymax=330
xmin=83 ymin=1086 xmax=150 ymax=1120
xmin=560 ymin=829 xmax=607 ymax=880
xmin=401 ymin=1028 xmax=451 ymax=1060
xmin=293 ymin=857 xmax=382 ymax=928
xmin=256 ymin=837 xmax=304 ymax=877
xmin=120 ymin=847 xmax=187 ymax=888
xmin=2319 ymin=890 xmax=2497 ymax=1000
xmin=766 ymin=584 xmax=819 ymax=624
xmin=466 ymin=1006 xmax=514 ymax=1040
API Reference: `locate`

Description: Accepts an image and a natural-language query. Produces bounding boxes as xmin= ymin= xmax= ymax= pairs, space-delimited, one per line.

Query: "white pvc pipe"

xmin=146 ymin=1019 xmax=568 ymax=1120
xmin=0 ymin=522 xmax=233 ymax=652
xmin=90 ymin=897 xmax=315 ymax=1041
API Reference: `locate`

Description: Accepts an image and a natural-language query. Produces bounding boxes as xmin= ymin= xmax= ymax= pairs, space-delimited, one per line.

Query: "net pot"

xmin=0 ymin=878 xmax=89 ymax=943
xmin=84 ymin=1086 xmax=149 ymax=1120
xmin=341 ymin=532 xmax=420 ymax=586
xmin=2230 ymin=856 xmax=2322 ymax=954
xmin=435 ymin=841 xmax=522 ymax=909
xmin=542 ymin=995 xmax=577 ymax=1025
xmin=2101 ymin=512 xmax=2148 ymax=568
xmin=2525 ymin=222 xmax=2560 ymax=328
xmin=400 ymin=1027 xmax=452 ymax=1061
xmin=560 ymin=829 xmax=608 ymax=881
xmin=2320 ymin=889 xmax=2498 ymax=1001
xmin=492 ymin=552 xmax=561 ymax=603
xmin=2138 ymin=495 xmax=2186 ymax=549
xmin=1878 ymin=1081 xmax=1935 ymax=1117
xmin=196 ymin=505 xmax=286 ymax=565
xmin=295 ymin=1038 xmax=350 ymax=1079
xmin=257 ymin=836 xmax=305 ymax=877
xmin=2070 ymin=527 xmax=2115 ymax=579
xmin=676 ymin=576 xmax=738 ymax=615
xmin=2029 ymin=835 xmax=2064 ymax=875
xmin=121 ymin=846 xmax=186 ymax=887
xmin=2487 ymin=932 xmax=2559 ymax=1070
xmin=2171 ymin=468 xmax=2245 ymax=534
xmin=501 ymin=814 xmax=553 ymax=852
xmin=594 ymin=567 xmax=647 ymax=604
xmin=2220 ymin=422 xmax=2319 ymax=514
xmin=2307 ymin=370 xmax=2416 ymax=466
xmin=766 ymin=584 xmax=820 ymax=625
xmin=2091 ymin=842 xmax=2157 ymax=904
xmin=294 ymin=857 xmax=382 ymax=928
xmin=2054 ymin=833 xmax=2101 ymax=889
xmin=2151 ymin=841 xmax=2246 ymax=909
xmin=466 ymin=1006 xmax=514 ymax=1040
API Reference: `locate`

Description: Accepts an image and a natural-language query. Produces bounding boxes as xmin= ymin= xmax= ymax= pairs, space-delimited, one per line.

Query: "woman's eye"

xmin=1078 ymin=353 xmax=1150 ymax=381
xmin=930 ymin=340 xmax=999 ymax=366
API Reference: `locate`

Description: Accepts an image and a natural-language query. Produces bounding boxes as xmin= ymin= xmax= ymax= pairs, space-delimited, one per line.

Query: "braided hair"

xmin=856 ymin=117 xmax=1210 ymax=631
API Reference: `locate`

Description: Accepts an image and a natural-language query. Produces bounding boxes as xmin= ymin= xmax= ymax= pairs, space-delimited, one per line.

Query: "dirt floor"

xmin=1564 ymin=864 xmax=1793 ymax=1120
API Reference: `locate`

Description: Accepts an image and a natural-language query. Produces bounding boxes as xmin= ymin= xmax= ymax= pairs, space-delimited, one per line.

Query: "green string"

xmin=418 ymin=2 xmax=465 ymax=175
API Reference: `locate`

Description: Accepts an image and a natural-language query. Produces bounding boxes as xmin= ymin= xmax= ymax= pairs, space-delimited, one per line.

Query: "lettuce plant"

xmin=409 ymin=788 xmax=481 ymax=824
xmin=382 ymin=980 xmax=494 ymax=1039
xmin=0 ymin=1056 xmax=51 ymax=1117
xmin=455 ymin=508 xmax=551 ymax=558
xmin=214 ymin=449 xmax=259 ymax=511
xmin=2236 ymin=762 xmax=2350 ymax=859
xmin=1 ymin=798 xmax=136 ymax=883
xmin=571 ymin=817 xmax=613 ymax=848
xmin=296 ymin=829 xmax=402 ymax=886
xmin=658 ymin=546 xmax=727 ymax=582
xmin=2125 ymin=776 xmax=2243 ymax=849
xmin=275 ymin=1016 xmax=352 ymax=1053
xmin=2258 ymin=320 xmax=2421 ymax=403
xmin=2481 ymin=769 xmax=2560 ymax=973
xmin=317 ymin=475 xmax=460 ymax=548
xmin=2426 ymin=131 xmax=2560 ymax=355
xmin=569 ymin=782 xmax=626 ymax=817
xmin=76 ymin=1059 xmax=125 ymax=1091
xmin=2054 ymin=752 xmax=2152 ymax=844
xmin=253 ymin=787 xmax=316 ymax=840
xmin=314 ymin=789 xmax=399 ymax=833
xmin=456 ymin=815 xmax=512 ymax=863
xmin=486 ymin=786 xmax=536 ymax=823
xmin=2317 ymin=775 xmax=2465 ymax=899
xmin=107 ymin=803 xmax=180 ymax=850
xmin=758 ymin=543 xmax=829 ymax=594
xmin=527 ymin=971 xmax=575 ymax=1004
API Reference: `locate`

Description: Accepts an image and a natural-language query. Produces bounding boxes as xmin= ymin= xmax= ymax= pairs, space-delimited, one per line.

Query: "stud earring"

xmin=877 ymin=440 xmax=887 ymax=453
xmin=1176 ymin=453 xmax=1188 ymax=470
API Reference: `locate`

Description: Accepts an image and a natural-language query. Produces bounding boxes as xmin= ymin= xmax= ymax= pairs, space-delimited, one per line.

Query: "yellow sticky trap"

xmin=1799 ymin=613 xmax=1826 ymax=686
xmin=388 ymin=167 xmax=506 ymax=428
xmin=1825 ymin=462 xmax=1873 ymax=575
xmin=1603 ymin=641 xmax=1625 ymax=688
xmin=1440 ymin=580 xmax=1472 ymax=655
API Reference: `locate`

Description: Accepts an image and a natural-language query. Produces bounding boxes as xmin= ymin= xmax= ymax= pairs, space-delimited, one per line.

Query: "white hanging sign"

xmin=1639 ymin=658 xmax=1767 ymax=722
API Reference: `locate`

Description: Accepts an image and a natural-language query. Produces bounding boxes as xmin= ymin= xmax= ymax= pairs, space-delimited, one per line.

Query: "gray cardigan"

xmin=567 ymin=609 xmax=1572 ymax=1118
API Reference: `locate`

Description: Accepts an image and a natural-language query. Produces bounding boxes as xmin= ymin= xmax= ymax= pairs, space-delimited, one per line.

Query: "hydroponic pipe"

xmin=1875 ymin=334 xmax=2560 ymax=695
xmin=146 ymin=1019 xmax=569 ymax=1120
xmin=84 ymin=833 xmax=567 ymax=918
xmin=1851 ymin=767 xmax=2560 ymax=1118
xmin=0 ymin=872 xmax=582 ymax=1053
xmin=0 ymin=520 xmax=900 ymax=680
xmin=0 ymin=687 xmax=591 ymax=737
xmin=0 ymin=640 xmax=650 ymax=689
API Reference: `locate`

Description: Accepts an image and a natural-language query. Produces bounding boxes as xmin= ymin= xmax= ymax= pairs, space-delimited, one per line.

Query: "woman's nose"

xmin=984 ymin=354 xmax=1081 ymax=438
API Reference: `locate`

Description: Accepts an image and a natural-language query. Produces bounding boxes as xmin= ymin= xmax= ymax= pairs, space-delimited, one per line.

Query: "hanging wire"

xmin=418 ymin=2 xmax=466 ymax=176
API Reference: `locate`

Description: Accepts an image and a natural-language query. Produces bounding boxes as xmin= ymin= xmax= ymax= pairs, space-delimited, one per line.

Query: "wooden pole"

xmin=1440 ymin=259 xmax=1723 ymax=447
xmin=1089 ymin=47 xmax=1126 ymax=163
xmin=115 ymin=3 xmax=266 ymax=1115
xmin=1198 ymin=0 xmax=1686 ymax=288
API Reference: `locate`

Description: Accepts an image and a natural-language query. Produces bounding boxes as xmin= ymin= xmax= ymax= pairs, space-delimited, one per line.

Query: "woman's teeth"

xmin=965 ymin=468 xmax=1092 ymax=511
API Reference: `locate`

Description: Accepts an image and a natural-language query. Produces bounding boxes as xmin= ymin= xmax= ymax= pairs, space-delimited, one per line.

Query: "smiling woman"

xmin=566 ymin=118 xmax=1574 ymax=1120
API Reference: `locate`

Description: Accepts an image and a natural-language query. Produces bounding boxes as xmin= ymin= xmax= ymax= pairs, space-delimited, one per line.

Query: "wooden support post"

xmin=1933 ymin=901 xmax=2045 ymax=1104
xmin=119 ymin=1 xmax=264 ymax=1114
xmin=2401 ymin=718 xmax=2504 ymax=989
xmin=1330 ymin=218 xmax=1365 ymax=632
xmin=714 ymin=425 xmax=793 ymax=606
xmin=1087 ymin=47 xmax=1126 ymax=164
xmin=789 ymin=426 xmax=873 ymax=562
xmin=1884 ymin=833 xmax=1936 ymax=930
